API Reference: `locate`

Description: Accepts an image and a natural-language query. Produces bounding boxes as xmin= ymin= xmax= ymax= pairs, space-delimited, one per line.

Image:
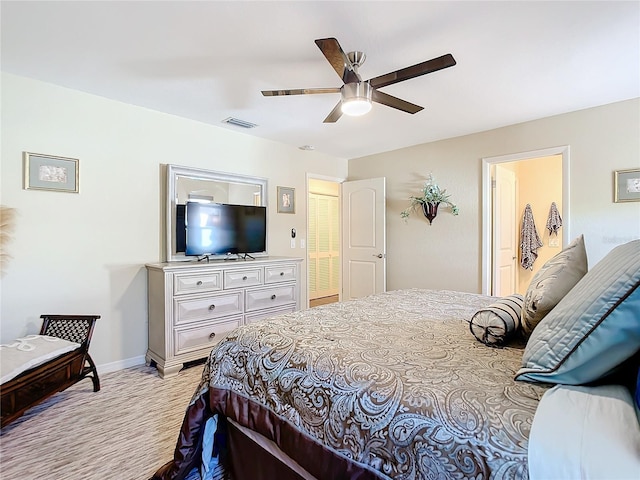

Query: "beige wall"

xmin=514 ymin=155 xmax=563 ymax=293
xmin=3 ymin=72 xmax=638 ymax=370
xmin=0 ymin=73 xmax=347 ymax=370
xmin=348 ymin=98 xmax=640 ymax=294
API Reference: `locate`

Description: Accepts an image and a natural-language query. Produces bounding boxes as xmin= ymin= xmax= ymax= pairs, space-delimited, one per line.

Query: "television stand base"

xmin=222 ymin=253 xmax=255 ymax=261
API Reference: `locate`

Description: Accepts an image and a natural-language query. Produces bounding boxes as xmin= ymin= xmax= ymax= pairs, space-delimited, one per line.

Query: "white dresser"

xmin=146 ymin=256 xmax=303 ymax=378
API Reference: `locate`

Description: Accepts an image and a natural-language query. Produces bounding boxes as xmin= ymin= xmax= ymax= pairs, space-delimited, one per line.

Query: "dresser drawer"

xmin=174 ymin=316 xmax=241 ymax=355
xmin=174 ymin=272 xmax=222 ymax=295
xmin=224 ymin=268 xmax=262 ymax=289
xmin=245 ymin=284 xmax=296 ymax=312
xmin=265 ymin=264 xmax=297 ymax=284
xmin=245 ymin=305 xmax=296 ymax=324
xmin=174 ymin=291 xmax=243 ymax=325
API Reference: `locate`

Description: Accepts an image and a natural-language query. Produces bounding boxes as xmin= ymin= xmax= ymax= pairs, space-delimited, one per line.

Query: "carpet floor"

xmin=0 ymin=363 xmax=204 ymax=479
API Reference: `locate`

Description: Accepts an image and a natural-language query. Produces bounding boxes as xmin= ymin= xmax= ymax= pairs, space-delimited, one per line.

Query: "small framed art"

xmin=24 ymin=152 xmax=79 ymax=193
xmin=277 ymin=186 xmax=295 ymax=214
xmin=614 ymin=168 xmax=640 ymax=203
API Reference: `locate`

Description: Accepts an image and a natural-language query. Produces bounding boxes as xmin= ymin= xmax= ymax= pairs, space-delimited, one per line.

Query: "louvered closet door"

xmin=308 ymin=193 xmax=340 ymax=300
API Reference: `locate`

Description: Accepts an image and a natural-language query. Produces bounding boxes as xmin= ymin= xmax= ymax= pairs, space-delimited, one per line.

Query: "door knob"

xmin=373 ymin=253 xmax=383 ymax=259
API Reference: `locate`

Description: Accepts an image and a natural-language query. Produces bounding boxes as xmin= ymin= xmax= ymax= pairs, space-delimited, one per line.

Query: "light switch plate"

xmin=290 ymin=238 xmax=296 ymax=248
xmin=300 ymin=239 xmax=305 ymax=248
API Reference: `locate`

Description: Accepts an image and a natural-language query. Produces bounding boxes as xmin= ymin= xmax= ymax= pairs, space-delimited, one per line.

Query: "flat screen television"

xmin=184 ymin=202 xmax=267 ymax=257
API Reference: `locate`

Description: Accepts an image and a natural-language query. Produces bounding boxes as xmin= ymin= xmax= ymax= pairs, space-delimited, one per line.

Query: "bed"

xmin=151 ymin=289 xmax=549 ymax=479
xmin=0 ymin=314 xmax=100 ymax=428
xmin=152 ymin=239 xmax=640 ymax=480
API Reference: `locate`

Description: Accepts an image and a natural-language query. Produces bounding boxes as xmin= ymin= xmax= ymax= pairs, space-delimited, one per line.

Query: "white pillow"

xmin=528 ymin=384 xmax=640 ymax=480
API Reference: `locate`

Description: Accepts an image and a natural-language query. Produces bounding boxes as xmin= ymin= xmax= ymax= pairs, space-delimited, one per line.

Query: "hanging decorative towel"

xmin=520 ymin=204 xmax=543 ymax=270
xmin=546 ymin=202 xmax=562 ymax=236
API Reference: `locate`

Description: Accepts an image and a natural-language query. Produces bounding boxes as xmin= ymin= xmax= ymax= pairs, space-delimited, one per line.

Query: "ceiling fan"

xmin=261 ymin=37 xmax=456 ymax=123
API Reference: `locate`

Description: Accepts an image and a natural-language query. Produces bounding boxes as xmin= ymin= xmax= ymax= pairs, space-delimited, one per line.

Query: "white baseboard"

xmin=97 ymin=355 xmax=146 ymax=375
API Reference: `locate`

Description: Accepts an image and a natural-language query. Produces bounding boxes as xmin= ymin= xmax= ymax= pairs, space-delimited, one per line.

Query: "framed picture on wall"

xmin=277 ymin=186 xmax=295 ymax=214
xmin=614 ymin=168 xmax=640 ymax=203
xmin=23 ymin=152 xmax=79 ymax=193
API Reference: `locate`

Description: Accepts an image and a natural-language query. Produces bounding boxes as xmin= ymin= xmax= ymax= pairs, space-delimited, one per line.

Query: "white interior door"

xmin=341 ymin=178 xmax=386 ymax=300
xmin=493 ymin=166 xmax=517 ymax=296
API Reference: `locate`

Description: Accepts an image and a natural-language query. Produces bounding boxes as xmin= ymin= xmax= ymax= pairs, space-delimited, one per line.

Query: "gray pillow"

xmin=521 ymin=235 xmax=587 ymax=335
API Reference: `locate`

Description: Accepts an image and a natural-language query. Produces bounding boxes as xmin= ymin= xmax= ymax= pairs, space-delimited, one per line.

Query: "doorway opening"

xmin=306 ymin=175 xmax=387 ymax=307
xmin=307 ymin=177 xmax=341 ymax=308
xmin=482 ymin=146 xmax=570 ymax=296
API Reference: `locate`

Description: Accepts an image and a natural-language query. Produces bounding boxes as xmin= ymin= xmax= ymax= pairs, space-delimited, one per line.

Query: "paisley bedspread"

xmin=153 ymin=289 xmax=550 ymax=480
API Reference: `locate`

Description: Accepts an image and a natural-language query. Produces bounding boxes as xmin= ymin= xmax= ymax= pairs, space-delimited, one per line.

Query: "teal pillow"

xmin=515 ymin=240 xmax=640 ymax=385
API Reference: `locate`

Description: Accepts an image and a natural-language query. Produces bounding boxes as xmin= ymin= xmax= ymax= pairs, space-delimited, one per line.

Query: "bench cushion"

xmin=0 ymin=335 xmax=80 ymax=384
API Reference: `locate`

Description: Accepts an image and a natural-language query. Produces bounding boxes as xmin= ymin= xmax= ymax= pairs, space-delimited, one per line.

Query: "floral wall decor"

xmin=401 ymin=174 xmax=459 ymax=225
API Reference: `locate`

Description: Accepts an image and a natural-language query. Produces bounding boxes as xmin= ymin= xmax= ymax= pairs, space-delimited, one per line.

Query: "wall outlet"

xmin=300 ymin=239 xmax=305 ymax=248
xmin=290 ymin=238 xmax=296 ymax=248
xmin=549 ymin=237 xmax=560 ymax=247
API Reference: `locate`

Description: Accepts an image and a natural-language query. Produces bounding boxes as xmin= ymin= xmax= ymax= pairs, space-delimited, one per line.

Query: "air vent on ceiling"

xmin=222 ymin=117 xmax=258 ymax=129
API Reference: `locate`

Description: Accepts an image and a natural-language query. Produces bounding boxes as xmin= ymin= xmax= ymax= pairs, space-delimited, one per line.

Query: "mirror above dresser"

xmin=165 ymin=164 xmax=268 ymax=262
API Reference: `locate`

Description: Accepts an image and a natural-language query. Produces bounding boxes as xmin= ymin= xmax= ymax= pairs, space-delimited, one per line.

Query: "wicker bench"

xmin=1 ymin=314 xmax=100 ymax=428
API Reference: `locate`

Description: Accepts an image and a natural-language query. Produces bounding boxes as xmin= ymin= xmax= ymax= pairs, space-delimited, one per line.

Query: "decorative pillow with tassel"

xmin=470 ymin=294 xmax=524 ymax=346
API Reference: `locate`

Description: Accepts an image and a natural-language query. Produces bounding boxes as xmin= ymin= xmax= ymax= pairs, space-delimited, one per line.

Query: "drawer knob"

xmin=197 ymin=281 xmax=203 ymax=286
xmin=209 ymin=332 xmax=216 ymax=340
xmin=242 ymin=276 xmax=248 ymax=281
xmin=280 ymin=272 xmax=284 ymax=276
xmin=271 ymin=294 xmax=276 ymax=300
xmin=209 ymin=304 xmax=216 ymax=311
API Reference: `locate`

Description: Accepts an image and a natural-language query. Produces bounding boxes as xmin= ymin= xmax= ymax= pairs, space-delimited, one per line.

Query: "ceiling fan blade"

xmin=368 ymin=54 xmax=456 ymax=89
xmin=315 ymin=37 xmax=360 ymax=84
xmin=262 ymin=87 xmax=340 ymax=96
xmin=372 ymin=89 xmax=423 ymax=114
xmin=323 ymin=102 xmax=343 ymax=123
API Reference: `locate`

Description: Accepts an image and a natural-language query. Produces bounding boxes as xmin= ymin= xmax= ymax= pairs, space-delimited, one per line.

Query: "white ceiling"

xmin=1 ymin=1 xmax=638 ymax=160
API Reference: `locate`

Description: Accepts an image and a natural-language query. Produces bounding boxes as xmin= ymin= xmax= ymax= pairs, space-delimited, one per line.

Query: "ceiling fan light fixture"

xmin=262 ymin=38 xmax=456 ymax=123
xmin=341 ymin=82 xmax=372 ymax=116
